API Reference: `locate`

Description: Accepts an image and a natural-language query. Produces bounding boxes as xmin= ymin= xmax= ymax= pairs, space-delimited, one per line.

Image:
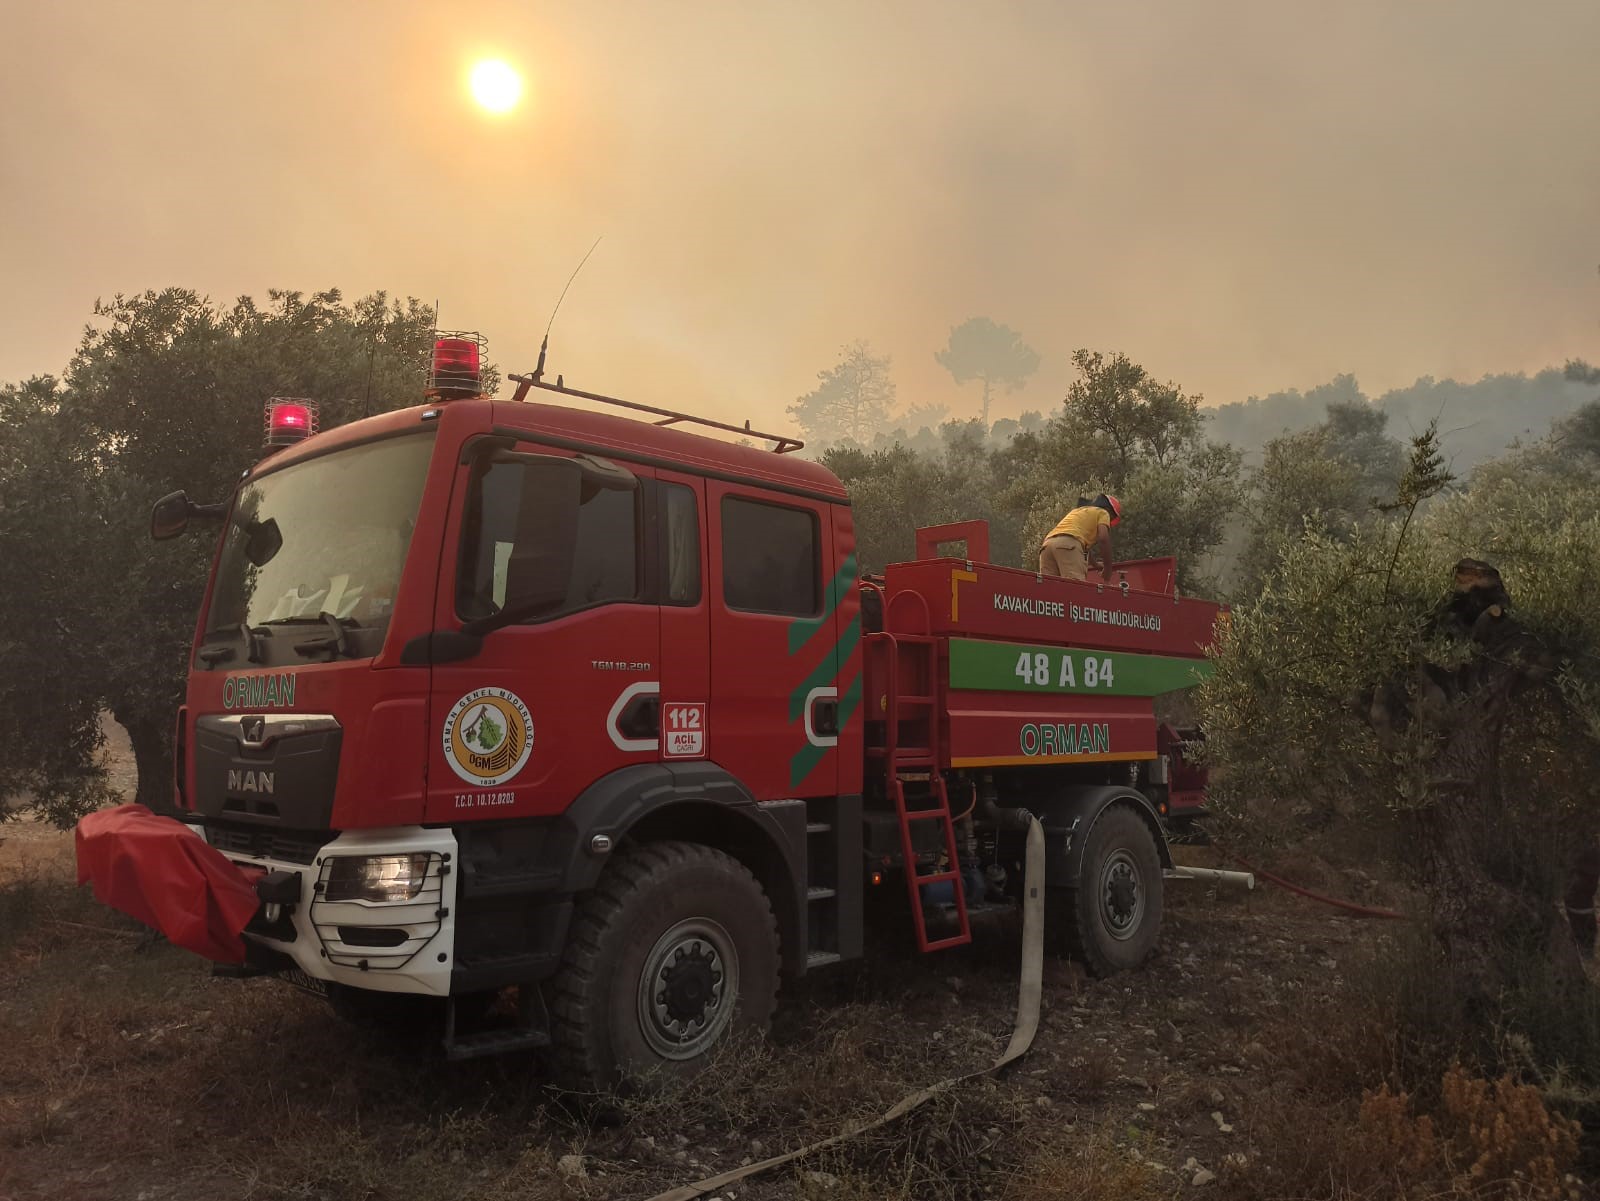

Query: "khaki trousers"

xmin=1039 ymin=534 xmax=1088 ymax=580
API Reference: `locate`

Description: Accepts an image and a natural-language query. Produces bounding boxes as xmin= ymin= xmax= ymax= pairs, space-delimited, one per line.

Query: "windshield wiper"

xmin=292 ymin=611 xmax=359 ymax=660
xmin=198 ymin=623 xmax=266 ymax=667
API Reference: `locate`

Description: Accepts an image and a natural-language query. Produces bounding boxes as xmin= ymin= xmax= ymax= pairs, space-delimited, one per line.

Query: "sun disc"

xmin=470 ymin=59 xmax=522 ymax=114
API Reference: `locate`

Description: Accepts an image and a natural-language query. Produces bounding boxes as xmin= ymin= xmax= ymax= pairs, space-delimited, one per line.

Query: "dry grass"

xmin=1356 ymin=1066 xmax=1583 ymax=1199
xmin=4 ymin=819 xmax=1594 ymax=1201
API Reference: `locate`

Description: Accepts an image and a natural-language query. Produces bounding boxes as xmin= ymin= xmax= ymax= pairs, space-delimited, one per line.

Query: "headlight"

xmin=323 ymin=854 xmax=433 ymax=903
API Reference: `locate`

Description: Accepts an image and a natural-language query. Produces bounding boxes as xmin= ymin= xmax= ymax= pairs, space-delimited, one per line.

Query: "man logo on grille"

xmin=443 ymin=688 xmax=534 ymax=787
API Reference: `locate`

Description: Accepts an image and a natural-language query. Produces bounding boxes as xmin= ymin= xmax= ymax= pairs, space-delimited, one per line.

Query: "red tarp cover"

xmin=74 ymin=803 xmax=261 ymax=963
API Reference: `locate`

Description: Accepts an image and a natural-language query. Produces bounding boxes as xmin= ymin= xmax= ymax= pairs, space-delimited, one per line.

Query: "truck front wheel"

xmin=1050 ymin=806 xmax=1163 ymax=976
xmin=548 ymin=841 xmax=780 ymax=1092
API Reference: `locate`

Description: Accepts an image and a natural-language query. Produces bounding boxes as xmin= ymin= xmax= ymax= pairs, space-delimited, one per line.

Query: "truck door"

xmin=425 ymin=442 xmax=660 ymax=822
xmin=707 ymin=484 xmax=838 ymax=799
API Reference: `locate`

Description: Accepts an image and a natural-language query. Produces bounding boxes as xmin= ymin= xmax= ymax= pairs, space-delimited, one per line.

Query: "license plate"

xmin=282 ymin=968 xmax=328 ymax=998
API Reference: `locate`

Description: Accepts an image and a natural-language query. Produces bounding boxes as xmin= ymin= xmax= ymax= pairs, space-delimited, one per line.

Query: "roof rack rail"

xmin=506 ymin=374 xmax=804 ymax=454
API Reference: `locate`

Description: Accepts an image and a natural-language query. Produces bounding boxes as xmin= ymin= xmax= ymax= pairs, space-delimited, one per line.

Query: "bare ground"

xmin=9 ymin=721 xmax=1577 ymax=1199
xmin=1 ymin=807 xmax=1423 ymax=1201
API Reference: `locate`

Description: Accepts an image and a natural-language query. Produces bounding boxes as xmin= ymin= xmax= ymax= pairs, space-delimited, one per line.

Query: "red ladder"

xmin=869 ymin=632 xmax=972 ymax=952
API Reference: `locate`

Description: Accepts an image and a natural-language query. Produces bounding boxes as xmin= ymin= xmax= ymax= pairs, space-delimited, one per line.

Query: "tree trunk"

xmin=119 ymin=711 xmax=175 ymax=816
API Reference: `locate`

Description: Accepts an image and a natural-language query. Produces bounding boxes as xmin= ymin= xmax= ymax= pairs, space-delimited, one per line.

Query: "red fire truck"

xmin=81 ymin=335 xmax=1221 ymax=1090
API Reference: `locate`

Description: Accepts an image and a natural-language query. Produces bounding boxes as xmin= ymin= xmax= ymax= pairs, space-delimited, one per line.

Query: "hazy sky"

xmin=3 ymin=1 xmax=1597 ymax=434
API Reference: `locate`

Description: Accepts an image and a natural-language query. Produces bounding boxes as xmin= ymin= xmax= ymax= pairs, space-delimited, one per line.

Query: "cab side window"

xmin=660 ymin=482 xmax=702 ymax=606
xmin=457 ymin=456 xmax=640 ymax=622
xmin=721 ymin=496 xmax=819 ymax=616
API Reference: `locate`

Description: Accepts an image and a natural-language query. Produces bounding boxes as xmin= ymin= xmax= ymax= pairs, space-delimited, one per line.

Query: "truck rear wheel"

xmin=548 ymin=841 xmax=780 ymax=1092
xmin=1050 ymin=806 xmax=1163 ymax=977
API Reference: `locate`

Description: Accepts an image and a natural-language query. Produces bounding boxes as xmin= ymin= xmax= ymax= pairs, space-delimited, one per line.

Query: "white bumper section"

xmin=209 ymin=825 xmax=459 ymax=997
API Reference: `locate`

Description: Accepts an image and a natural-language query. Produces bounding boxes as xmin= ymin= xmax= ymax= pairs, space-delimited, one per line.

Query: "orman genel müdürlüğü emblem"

xmin=443 ymin=688 xmax=534 ymax=786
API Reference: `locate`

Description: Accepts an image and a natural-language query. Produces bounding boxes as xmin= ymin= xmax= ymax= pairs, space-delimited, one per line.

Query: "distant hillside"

xmin=1207 ymin=367 xmax=1599 ymax=471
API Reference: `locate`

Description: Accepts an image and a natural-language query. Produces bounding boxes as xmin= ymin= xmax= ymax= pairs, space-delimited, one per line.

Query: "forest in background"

xmin=4 ymin=292 xmax=1600 ymax=826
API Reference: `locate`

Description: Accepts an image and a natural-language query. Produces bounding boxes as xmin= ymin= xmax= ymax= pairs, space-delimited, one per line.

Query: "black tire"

xmin=547 ymin=841 xmax=780 ymax=1092
xmin=1049 ymin=806 xmax=1164 ymax=977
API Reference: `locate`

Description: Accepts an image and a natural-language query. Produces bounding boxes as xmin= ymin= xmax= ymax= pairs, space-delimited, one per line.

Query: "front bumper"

xmin=205 ymin=825 xmax=460 ymax=998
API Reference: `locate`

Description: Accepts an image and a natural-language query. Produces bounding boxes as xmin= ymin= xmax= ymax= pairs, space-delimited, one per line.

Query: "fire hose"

xmin=1212 ymin=845 xmax=1408 ymax=921
xmin=645 ymin=815 xmax=1046 ymax=1201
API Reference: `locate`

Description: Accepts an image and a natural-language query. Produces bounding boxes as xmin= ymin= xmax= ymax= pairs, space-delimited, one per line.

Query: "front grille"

xmin=207 ymin=823 xmax=330 ymax=865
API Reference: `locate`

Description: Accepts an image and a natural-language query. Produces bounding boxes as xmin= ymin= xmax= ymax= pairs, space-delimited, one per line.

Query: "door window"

xmin=720 ymin=496 xmax=820 ymax=616
xmin=457 ymin=455 xmax=640 ymax=622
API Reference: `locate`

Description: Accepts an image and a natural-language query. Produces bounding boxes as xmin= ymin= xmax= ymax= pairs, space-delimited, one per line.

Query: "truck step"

xmin=805 ymin=821 xmax=832 ymax=834
xmin=806 ymin=951 xmax=842 ymax=971
xmin=443 ymin=1026 xmax=551 ymax=1061
xmin=806 ymin=886 xmax=837 ymax=901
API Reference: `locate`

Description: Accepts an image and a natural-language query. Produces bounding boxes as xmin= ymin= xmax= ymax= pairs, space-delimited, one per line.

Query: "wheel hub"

xmin=637 ymin=918 xmax=740 ymax=1059
xmin=1100 ymin=851 xmax=1144 ymax=941
xmin=658 ymin=941 xmax=720 ymax=1025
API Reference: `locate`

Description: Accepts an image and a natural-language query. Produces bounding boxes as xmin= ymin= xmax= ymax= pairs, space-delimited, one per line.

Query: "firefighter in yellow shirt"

xmin=1039 ymin=494 xmax=1122 ymax=582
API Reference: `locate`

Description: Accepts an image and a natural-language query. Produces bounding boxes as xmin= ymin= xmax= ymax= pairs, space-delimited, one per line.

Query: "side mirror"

xmin=243 ymin=517 xmax=283 ymax=567
xmin=151 ymin=491 xmax=191 ymax=541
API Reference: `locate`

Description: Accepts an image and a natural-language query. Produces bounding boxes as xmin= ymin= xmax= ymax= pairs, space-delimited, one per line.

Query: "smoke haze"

xmin=3 ymin=0 xmax=1597 ymax=431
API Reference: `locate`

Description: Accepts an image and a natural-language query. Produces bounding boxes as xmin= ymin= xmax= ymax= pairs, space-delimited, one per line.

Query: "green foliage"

xmin=1323 ymin=398 xmax=1406 ymax=492
xmin=1058 ymin=349 xmax=1202 ymax=481
xmin=1202 ymin=422 xmax=1600 ymax=1106
xmin=825 ymin=348 xmax=1242 ymax=590
xmin=1201 ymin=420 xmax=1600 ymax=823
xmin=0 ymin=378 xmax=123 ymax=824
xmin=1234 ymin=399 xmax=1411 ymax=596
xmin=822 ymin=421 xmax=1023 ymax=571
xmin=1563 ymin=358 xmax=1600 ymax=385
xmin=0 ymin=289 xmax=450 ymax=824
xmin=787 ymin=342 xmax=897 ymax=447
xmin=933 ymin=317 xmax=1040 ymax=426
xmin=1376 ymin=418 xmax=1454 ymax=518
xmin=997 ymin=351 xmax=1241 ymax=589
xmin=1200 ymin=520 xmax=1450 ymax=815
xmin=1551 ymin=398 xmax=1600 ymax=464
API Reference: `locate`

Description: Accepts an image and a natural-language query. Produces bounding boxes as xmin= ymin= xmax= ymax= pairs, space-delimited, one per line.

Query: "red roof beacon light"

xmin=428 ymin=331 xmax=486 ymax=400
xmin=263 ymin=398 xmax=319 ymax=448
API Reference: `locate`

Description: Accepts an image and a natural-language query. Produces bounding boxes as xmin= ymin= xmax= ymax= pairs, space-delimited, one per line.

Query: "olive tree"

xmin=1199 ymin=424 xmax=1600 ymax=1008
xmin=0 ymin=288 xmax=445 ymax=824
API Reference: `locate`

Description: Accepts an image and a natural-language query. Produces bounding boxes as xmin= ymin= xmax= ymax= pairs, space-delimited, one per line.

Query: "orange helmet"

xmin=1101 ymin=493 xmax=1123 ymax=526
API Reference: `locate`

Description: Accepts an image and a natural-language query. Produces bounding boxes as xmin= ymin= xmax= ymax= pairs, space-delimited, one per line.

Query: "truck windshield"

xmin=206 ymin=433 xmax=435 ymax=643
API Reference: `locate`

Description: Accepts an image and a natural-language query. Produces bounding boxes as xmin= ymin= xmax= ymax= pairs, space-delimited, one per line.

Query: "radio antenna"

xmin=532 ymin=235 xmax=602 ymax=383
